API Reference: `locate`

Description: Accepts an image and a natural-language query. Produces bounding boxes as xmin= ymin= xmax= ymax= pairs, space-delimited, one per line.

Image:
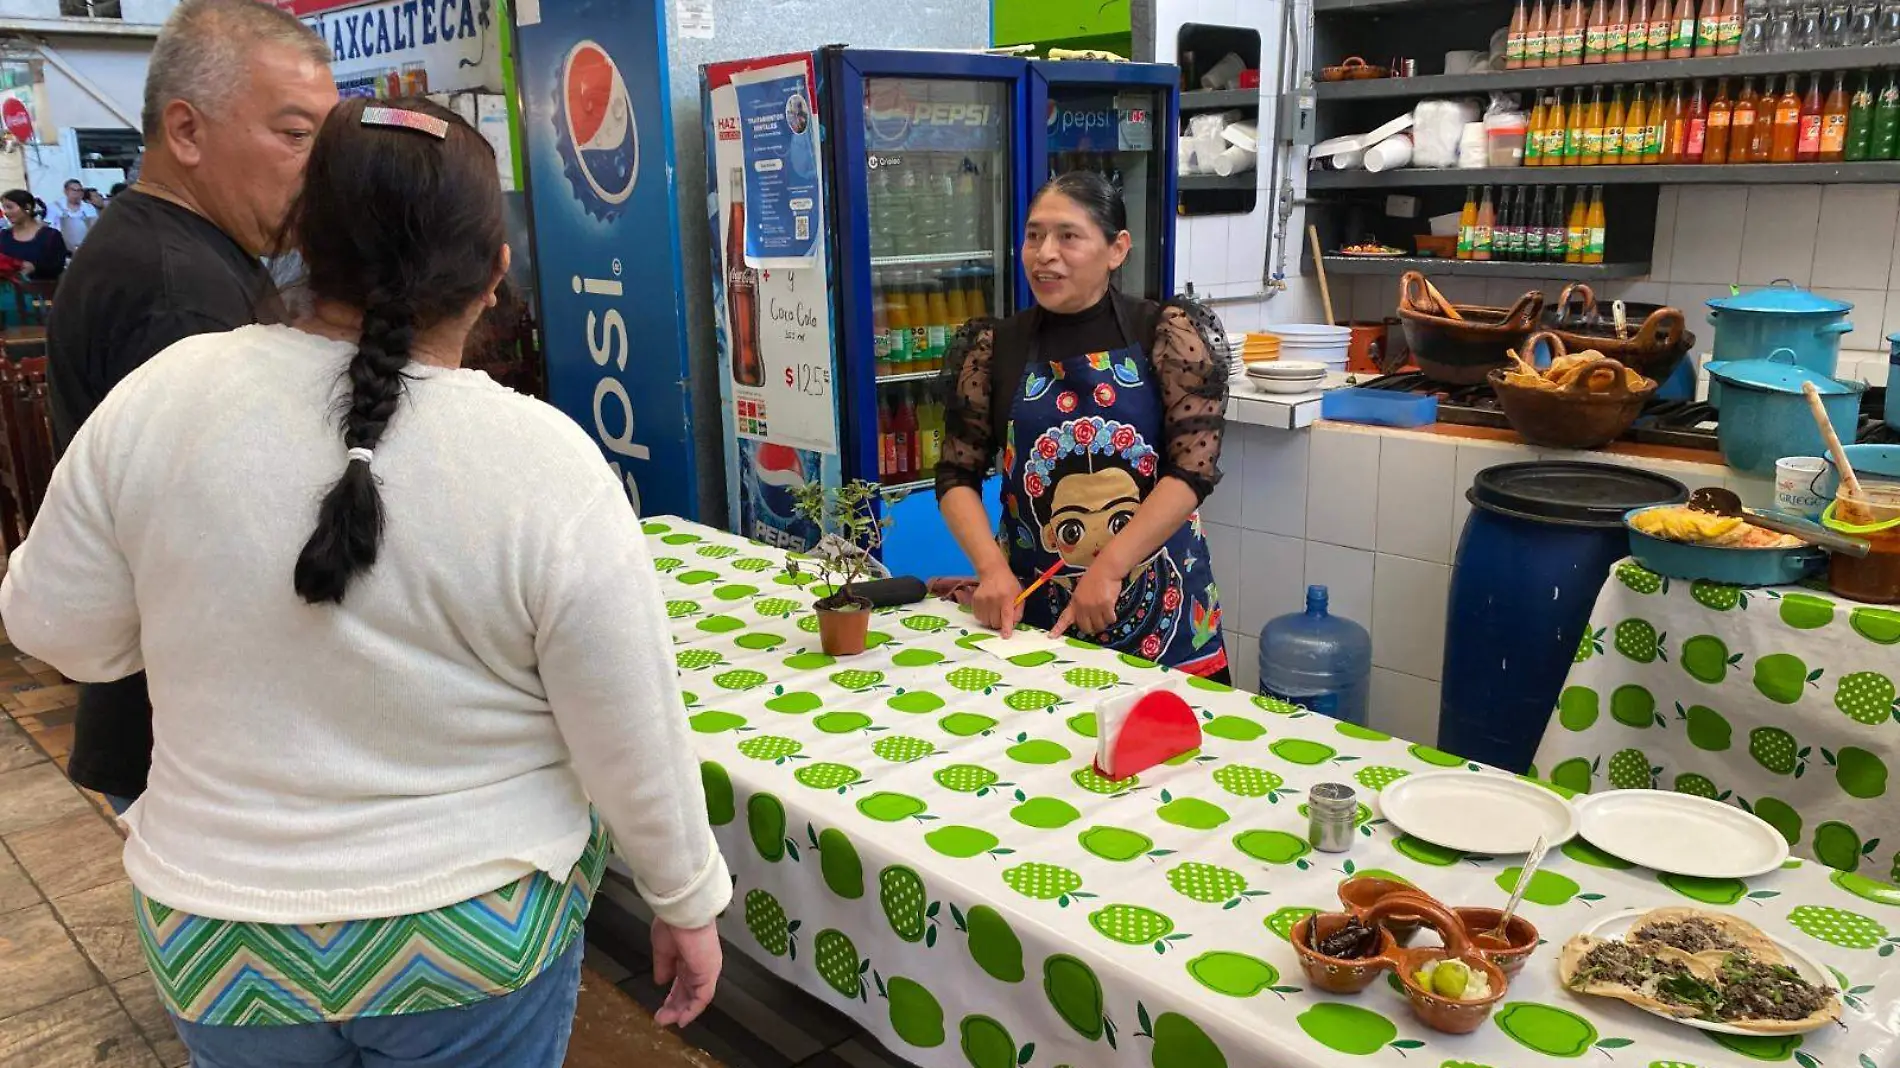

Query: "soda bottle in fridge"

xmin=892 ymin=161 xmax=923 ymax=256
xmin=926 ymin=281 xmax=953 ymax=371
xmin=878 ymin=394 xmax=895 ymax=482
xmin=950 ymin=159 xmax=982 ymax=252
xmin=873 ymin=283 xmax=893 ymax=376
xmin=946 ymin=272 xmax=971 ymax=330
xmin=886 ymin=279 xmax=912 ymax=374
xmin=726 ymin=168 xmax=765 ymax=387
xmin=904 ymin=273 xmax=932 ymax=369
xmin=869 ymin=168 xmax=897 ymax=258
xmin=892 ymin=389 xmax=916 ymax=482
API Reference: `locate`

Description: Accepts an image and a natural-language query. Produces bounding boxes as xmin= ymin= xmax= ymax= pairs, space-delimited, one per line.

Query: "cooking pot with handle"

xmin=1705 ymin=280 xmax=1853 ymax=378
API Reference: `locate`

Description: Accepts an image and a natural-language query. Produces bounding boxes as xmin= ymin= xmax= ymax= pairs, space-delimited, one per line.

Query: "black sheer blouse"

xmin=933 ymin=293 xmax=1231 ymax=503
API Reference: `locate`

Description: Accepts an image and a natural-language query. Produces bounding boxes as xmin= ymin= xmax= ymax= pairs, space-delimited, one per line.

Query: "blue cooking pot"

xmin=1624 ymin=506 xmax=1827 ymax=586
xmin=1707 ymin=282 xmax=1854 ymax=378
xmin=1704 ymin=349 xmax=1866 ymax=476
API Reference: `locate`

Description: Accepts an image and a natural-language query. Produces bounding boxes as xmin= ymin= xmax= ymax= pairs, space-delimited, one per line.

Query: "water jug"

xmin=1256 ymin=585 xmax=1371 ymax=725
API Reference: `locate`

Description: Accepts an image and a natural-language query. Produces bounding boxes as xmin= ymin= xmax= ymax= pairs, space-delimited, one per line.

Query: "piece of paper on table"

xmin=978 ymin=630 xmax=1070 ymax=662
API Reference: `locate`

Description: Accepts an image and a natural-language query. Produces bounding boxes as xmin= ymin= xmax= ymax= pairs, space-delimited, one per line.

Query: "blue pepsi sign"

xmin=514 ymin=0 xmax=698 ymax=518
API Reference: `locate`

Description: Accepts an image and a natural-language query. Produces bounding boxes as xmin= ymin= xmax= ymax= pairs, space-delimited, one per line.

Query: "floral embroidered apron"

xmin=997 ymin=303 xmax=1226 ymax=675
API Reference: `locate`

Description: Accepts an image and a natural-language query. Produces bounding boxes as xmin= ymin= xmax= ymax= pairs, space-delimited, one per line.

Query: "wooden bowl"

xmin=1453 ymin=906 xmax=1539 ymax=978
xmin=1289 ymin=912 xmax=1399 ymax=994
xmin=1490 ymin=334 xmax=1656 ymax=450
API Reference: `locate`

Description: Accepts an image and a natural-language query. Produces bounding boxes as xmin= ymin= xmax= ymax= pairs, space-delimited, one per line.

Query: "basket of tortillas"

xmin=1560 ymin=907 xmax=1842 ymax=1035
xmin=1489 ymin=331 xmax=1657 ymax=450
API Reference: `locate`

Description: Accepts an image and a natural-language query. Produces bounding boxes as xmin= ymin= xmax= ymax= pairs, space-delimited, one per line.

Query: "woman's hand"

xmin=971 ymin=564 xmax=1025 ymax=636
xmin=1052 ymin=561 xmax=1122 ymax=638
xmin=651 ymin=918 xmax=723 ymax=1028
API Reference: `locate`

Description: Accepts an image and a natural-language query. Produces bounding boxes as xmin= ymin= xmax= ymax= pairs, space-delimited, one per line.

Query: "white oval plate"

xmin=1575 ymin=790 xmax=1788 ymax=879
xmin=1376 ymin=770 xmax=1578 ymax=855
xmin=1575 ymin=908 xmax=1838 ymax=1035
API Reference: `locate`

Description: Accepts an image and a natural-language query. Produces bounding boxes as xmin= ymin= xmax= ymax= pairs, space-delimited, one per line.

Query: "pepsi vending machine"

xmin=705 ymin=49 xmax=1177 ymax=574
xmin=705 ymin=48 xmax=1025 ymax=570
xmin=513 ymin=0 xmax=701 ymax=519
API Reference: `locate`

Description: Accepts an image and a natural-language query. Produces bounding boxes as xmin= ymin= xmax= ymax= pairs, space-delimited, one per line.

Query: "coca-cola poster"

xmin=731 ymin=62 xmax=822 ymax=269
xmin=706 ymin=53 xmax=840 ymax=533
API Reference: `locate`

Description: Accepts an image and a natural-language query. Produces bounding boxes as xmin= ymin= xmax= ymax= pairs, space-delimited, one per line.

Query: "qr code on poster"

xmin=795 ymin=216 xmax=809 ymax=241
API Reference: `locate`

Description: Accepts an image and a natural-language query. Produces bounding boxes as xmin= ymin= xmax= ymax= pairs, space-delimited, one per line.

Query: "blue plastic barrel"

xmin=1439 ymin=462 xmax=1686 ymax=773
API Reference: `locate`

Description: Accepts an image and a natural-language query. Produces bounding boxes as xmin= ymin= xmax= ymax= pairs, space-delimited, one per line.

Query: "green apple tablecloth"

xmin=1534 ymin=560 xmax=1900 ymax=883
xmin=646 ymin=520 xmax=1898 ymax=1068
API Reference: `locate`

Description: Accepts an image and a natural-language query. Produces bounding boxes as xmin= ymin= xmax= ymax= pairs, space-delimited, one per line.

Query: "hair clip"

xmin=360 ymin=107 xmax=449 ymax=140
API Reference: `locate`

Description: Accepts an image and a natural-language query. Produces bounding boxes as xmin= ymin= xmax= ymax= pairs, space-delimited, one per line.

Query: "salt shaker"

xmin=1308 ymin=782 xmax=1358 ymax=853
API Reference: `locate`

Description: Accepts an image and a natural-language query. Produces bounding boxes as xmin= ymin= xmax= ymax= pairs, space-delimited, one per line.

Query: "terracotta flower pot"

xmin=816 ymin=602 xmax=871 ymax=656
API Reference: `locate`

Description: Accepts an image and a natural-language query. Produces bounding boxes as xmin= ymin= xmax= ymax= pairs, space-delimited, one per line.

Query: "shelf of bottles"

xmin=1503 ymin=0 xmax=1900 ymax=73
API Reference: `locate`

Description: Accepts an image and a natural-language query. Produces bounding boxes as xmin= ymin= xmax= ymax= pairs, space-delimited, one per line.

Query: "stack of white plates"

xmin=1263 ymin=324 xmax=1351 ymax=371
xmin=1245 ymin=358 xmax=1329 ymax=394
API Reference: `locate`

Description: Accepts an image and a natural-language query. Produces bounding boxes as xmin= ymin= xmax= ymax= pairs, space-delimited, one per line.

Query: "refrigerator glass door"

xmin=1043 ymin=86 xmax=1164 ymax=301
xmin=861 ymin=76 xmax=1013 ymax=493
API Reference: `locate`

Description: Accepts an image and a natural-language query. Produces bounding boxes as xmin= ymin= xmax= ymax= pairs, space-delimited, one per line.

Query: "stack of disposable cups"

xmin=1363 ymin=134 xmax=1413 ymax=174
xmin=1457 ymin=122 xmax=1488 ymax=168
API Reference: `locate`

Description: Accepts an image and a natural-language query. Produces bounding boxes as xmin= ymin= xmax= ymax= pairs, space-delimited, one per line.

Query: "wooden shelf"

xmin=1308 ymin=161 xmax=1900 ymax=188
xmin=1179 ymin=172 xmax=1259 ymax=190
xmin=1315 ymin=46 xmax=1900 ymax=100
xmin=1320 ymin=254 xmax=1650 ymax=278
xmin=1181 ymin=89 xmax=1260 ymax=110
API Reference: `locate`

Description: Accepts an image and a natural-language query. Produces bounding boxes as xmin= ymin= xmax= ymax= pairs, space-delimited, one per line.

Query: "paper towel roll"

xmin=1363 ymin=134 xmax=1414 ymax=173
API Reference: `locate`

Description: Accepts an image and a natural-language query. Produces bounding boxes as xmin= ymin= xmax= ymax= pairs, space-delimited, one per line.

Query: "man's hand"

xmin=651 ymin=918 xmax=723 ymax=1028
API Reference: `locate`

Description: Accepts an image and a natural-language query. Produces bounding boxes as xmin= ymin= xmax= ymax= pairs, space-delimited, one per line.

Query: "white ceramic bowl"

xmin=1249 ymin=359 xmax=1330 ymax=379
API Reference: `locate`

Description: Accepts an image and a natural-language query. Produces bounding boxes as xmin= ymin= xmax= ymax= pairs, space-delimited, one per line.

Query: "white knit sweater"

xmin=1 ymin=324 xmax=730 ymax=928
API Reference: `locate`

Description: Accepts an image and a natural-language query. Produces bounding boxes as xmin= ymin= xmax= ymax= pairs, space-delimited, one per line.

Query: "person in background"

xmin=84 ymin=187 xmax=106 ymax=211
xmin=0 ymin=190 xmax=68 ymax=281
xmin=935 ymin=171 xmax=1233 ymax=679
xmin=44 ymin=0 xmax=337 ymax=816
xmin=47 ymin=177 xmax=99 ymax=249
xmin=0 ymin=95 xmax=729 ymax=1066
xmin=107 ymin=181 xmax=127 ymax=199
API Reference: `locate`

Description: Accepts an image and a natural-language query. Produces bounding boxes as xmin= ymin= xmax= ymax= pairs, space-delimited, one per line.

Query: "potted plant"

xmin=786 ymin=478 xmax=890 ymax=656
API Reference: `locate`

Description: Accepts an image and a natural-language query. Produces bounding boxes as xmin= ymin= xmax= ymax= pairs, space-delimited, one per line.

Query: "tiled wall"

xmin=1200 ymin=422 xmax=1747 ymax=745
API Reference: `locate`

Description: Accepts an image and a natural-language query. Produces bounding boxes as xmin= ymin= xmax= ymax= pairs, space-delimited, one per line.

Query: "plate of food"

xmin=1338 ymin=242 xmax=1407 ymax=258
xmin=1624 ymin=500 xmax=1827 ymax=587
xmin=1561 ymin=907 xmax=1841 ymax=1035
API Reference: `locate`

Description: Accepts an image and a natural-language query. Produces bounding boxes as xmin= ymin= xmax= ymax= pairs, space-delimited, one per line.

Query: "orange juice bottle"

xmin=903 ymin=275 xmax=931 ymax=369
xmin=885 ymin=282 xmax=912 ymax=373
xmin=872 ymin=284 xmax=892 ymax=376
xmin=925 ymin=281 xmax=952 ymax=371
xmin=949 ymin=273 xmax=971 ymax=322
xmin=967 ymin=277 xmax=990 ymax=320
xmin=1580 ymin=86 xmax=1606 ymax=165
xmin=1602 ymin=85 xmax=1628 ymax=163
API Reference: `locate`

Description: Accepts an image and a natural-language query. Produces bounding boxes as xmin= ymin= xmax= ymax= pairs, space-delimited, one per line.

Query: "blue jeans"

xmin=168 ymin=938 xmax=585 ymax=1068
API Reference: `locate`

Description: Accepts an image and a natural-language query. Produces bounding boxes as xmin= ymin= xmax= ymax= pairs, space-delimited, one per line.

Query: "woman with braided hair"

xmin=0 ymin=97 xmax=726 ymax=1065
xmin=936 ymin=171 xmax=1232 ymax=678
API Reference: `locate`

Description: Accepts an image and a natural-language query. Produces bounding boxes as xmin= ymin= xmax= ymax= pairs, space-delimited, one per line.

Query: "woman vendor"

xmin=934 ymin=171 xmax=1232 ymax=680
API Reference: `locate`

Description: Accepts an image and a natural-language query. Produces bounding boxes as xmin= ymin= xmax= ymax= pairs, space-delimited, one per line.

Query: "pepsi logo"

xmin=555 ymin=40 xmax=638 ymax=219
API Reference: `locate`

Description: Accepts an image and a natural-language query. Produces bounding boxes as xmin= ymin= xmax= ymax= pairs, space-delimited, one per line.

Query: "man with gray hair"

xmin=46 ymin=0 xmax=336 ymax=814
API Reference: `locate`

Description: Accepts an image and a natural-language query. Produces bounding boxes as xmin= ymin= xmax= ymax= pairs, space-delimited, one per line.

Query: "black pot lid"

xmin=1470 ymin=461 xmax=1688 ymax=528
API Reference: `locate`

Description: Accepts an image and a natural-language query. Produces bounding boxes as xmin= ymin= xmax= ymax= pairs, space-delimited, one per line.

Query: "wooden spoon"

xmin=1686 ymin=486 xmax=1870 ymax=557
xmin=1801 ymin=380 xmax=1869 ymax=522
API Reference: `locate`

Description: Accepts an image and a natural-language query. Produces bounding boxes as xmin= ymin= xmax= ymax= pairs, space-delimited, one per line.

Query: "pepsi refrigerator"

xmin=703 ymin=48 xmax=1177 ymax=574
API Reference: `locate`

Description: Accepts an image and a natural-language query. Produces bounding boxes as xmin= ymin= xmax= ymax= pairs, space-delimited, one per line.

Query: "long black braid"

xmin=287 ymin=97 xmax=504 ymax=605
xmin=292 ymin=292 xmax=416 ymax=603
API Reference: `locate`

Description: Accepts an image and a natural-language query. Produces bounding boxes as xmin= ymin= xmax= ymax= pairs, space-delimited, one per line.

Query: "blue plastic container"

xmin=1320 ymin=389 xmax=1440 ymax=428
xmin=1257 ymin=586 xmax=1371 ymax=726
xmin=1439 ymin=462 xmax=1687 ymax=773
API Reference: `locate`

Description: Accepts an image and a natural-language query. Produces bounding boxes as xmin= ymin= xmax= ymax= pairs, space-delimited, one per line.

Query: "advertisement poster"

xmin=706 ymin=55 xmax=840 ymax=550
xmin=730 ymin=62 xmax=821 ymax=269
xmin=514 ymin=0 xmax=698 ymax=519
xmin=1046 ymin=90 xmax=1153 ymax=153
xmin=299 ymin=0 xmax=502 ymax=95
